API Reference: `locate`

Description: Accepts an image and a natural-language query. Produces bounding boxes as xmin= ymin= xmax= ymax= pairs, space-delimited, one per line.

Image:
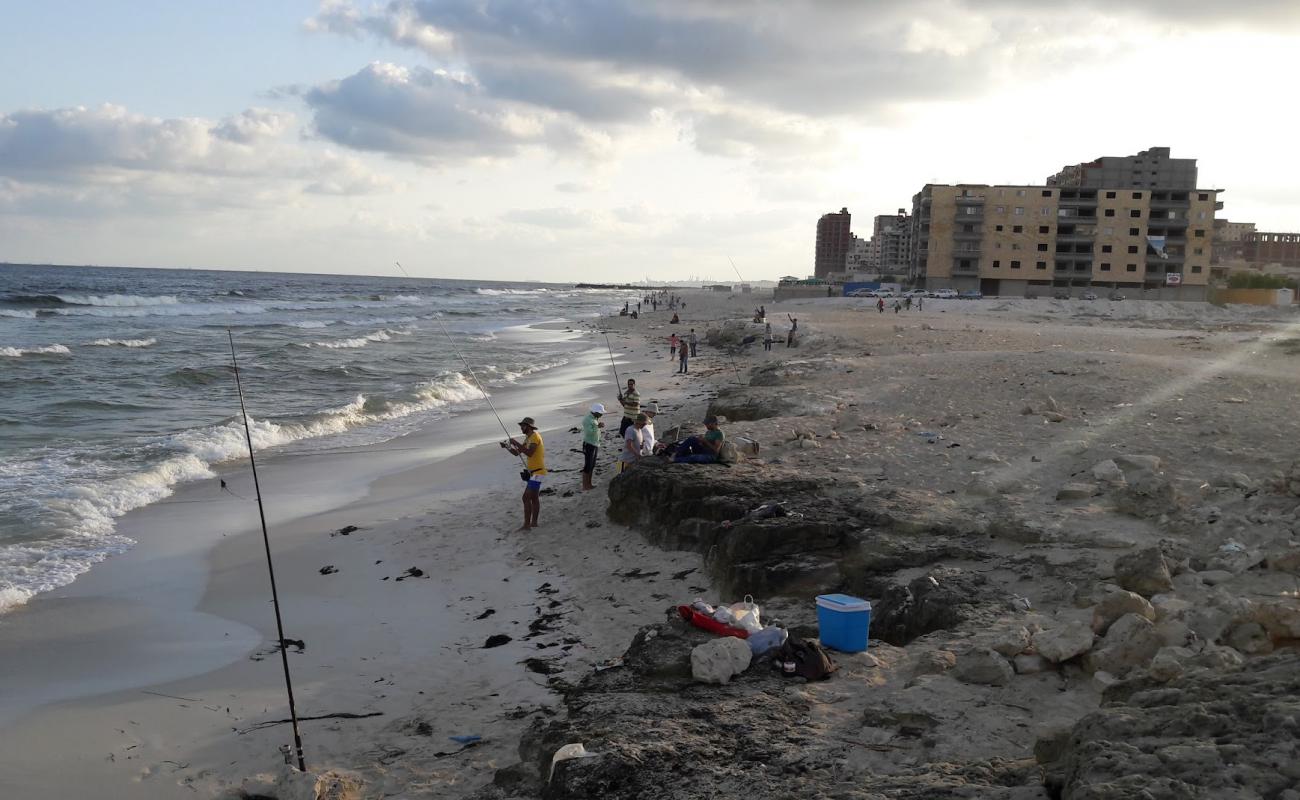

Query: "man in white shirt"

xmin=640 ymin=402 xmax=658 ymax=455
xmin=619 ymin=413 xmax=647 ymax=472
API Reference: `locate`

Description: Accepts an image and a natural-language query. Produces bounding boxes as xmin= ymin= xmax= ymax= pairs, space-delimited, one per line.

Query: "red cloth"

xmin=677 ymin=605 xmax=750 ymax=639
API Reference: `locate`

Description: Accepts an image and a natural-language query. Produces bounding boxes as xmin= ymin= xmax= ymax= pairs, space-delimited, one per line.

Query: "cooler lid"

xmin=816 ymin=593 xmax=871 ymax=612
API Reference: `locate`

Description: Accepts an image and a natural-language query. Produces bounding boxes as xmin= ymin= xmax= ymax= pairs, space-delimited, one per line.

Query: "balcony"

xmin=953 ymin=229 xmax=982 ymax=241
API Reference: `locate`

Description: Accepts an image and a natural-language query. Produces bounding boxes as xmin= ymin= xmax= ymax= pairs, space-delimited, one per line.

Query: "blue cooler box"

xmin=816 ymin=593 xmax=871 ymax=653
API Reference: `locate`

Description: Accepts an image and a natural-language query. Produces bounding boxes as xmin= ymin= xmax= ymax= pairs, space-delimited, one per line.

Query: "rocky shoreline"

xmin=465 ymin=297 xmax=1300 ymax=800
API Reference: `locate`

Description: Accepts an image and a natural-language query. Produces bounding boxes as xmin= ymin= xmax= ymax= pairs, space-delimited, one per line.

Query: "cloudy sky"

xmin=2 ymin=1 xmax=1298 ymax=282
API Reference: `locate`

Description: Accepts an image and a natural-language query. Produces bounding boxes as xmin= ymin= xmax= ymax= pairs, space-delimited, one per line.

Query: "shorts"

xmin=582 ymin=443 xmax=598 ymax=474
xmin=525 ymin=473 xmax=544 ymax=492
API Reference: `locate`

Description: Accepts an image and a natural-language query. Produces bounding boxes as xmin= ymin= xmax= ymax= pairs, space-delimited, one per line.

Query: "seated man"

xmin=673 ymin=415 xmax=725 ymax=464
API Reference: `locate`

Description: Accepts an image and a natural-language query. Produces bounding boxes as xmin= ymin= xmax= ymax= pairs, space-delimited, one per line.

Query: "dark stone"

xmin=484 ymin=634 xmax=512 ymax=648
xmin=870 ymin=568 xmax=1003 ymax=646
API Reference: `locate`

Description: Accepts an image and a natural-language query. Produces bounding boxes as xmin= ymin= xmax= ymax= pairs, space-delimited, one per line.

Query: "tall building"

xmin=814 ymin=207 xmax=852 ymax=279
xmin=1048 ymin=146 xmax=1198 ymax=190
xmin=1243 ymin=232 xmax=1300 ymax=270
xmin=868 ymin=208 xmax=911 ymax=276
xmin=909 ymin=183 xmax=1219 ymax=300
xmin=1212 ymin=219 xmax=1257 ymax=266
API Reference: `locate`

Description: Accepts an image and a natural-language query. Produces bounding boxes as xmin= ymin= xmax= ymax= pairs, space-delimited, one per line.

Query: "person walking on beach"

xmin=669 ymin=332 xmax=679 ymax=357
xmin=893 ymin=299 xmax=902 ymax=313
xmin=619 ymin=413 xmax=647 ymax=472
xmin=877 ymin=297 xmax=885 ymax=313
xmin=502 ymin=417 xmax=545 ymax=530
xmin=677 ymin=339 xmax=690 ymax=374
xmin=905 ymin=296 xmax=912 ymax=311
xmin=617 ymin=378 xmax=639 ymax=436
xmin=687 ymin=328 xmax=698 ymax=357
xmin=917 ymin=296 xmax=924 ymax=311
xmin=580 ymin=403 xmax=605 ymax=491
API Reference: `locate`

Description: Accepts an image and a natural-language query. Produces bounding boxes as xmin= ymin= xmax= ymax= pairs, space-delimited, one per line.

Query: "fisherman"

xmin=581 ymin=403 xmax=605 ymax=491
xmin=619 ymin=413 xmax=647 ymax=472
xmin=787 ymin=314 xmax=798 ymax=333
xmin=687 ymin=328 xmax=698 ymax=357
xmin=617 ymin=378 xmax=640 ymax=436
xmin=673 ymin=415 xmax=725 ymax=464
xmin=502 ymin=417 xmax=545 ymax=530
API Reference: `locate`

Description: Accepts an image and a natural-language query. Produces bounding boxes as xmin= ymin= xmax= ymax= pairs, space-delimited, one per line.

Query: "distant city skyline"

xmin=2 ymin=1 xmax=1298 ymax=282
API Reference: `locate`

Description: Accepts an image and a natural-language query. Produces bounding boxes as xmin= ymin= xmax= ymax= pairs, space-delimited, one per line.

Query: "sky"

xmin=2 ymin=1 xmax=1299 ymax=283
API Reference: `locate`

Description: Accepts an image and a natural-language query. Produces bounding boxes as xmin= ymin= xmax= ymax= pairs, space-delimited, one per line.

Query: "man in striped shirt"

xmin=617 ymin=378 xmax=640 ymax=436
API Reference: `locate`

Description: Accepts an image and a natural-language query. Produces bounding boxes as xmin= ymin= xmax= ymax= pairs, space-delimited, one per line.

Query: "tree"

xmin=1227 ymin=272 xmax=1298 ymax=291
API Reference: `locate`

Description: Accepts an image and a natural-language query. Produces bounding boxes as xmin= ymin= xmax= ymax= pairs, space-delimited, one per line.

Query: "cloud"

xmin=500 ymin=207 xmax=590 ymax=229
xmin=302 ymin=62 xmax=609 ymax=161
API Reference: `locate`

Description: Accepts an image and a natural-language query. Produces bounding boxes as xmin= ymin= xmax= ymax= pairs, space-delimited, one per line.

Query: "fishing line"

xmin=226 ymin=329 xmax=307 ymax=773
xmin=432 ymin=314 xmax=529 ymax=471
xmin=601 ymin=330 xmax=622 ymax=390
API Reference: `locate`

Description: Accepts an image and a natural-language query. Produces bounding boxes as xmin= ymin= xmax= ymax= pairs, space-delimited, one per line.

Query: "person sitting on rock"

xmin=673 ymin=415 xmax=725 ymax=464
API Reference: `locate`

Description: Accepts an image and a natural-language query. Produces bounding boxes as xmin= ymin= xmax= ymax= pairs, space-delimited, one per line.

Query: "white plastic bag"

xmin=730 ymin=595 xmax=763 ymax=634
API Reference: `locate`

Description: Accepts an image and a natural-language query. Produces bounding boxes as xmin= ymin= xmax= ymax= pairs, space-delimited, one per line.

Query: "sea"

xmin=0 ymin=264 xmax=632 ymax=615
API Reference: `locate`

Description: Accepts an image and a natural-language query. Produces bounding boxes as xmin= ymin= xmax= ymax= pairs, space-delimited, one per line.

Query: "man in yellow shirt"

xmin=503 ymin=417 xmax=546 ymax=530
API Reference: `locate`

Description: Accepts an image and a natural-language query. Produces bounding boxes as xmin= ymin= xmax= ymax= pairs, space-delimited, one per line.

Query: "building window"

xmin=1014 ymin=207 xmax=1024 ymax=215
xmin=1013 ymin=225 xmax=1023 ymax=233
xmin=1037 ymin=243 xmax=1048 ymax=251
xmin=1105 ymin=191 xmax=1117 ymax=199
xmin=1011 ymin=260 xmax=1021 ymax=268
xmin=1016 ymin=189 xmax=1026 ymax=197
xmin=1193 ymin=247 xmax=1203 ymax=255
xmin=1198 ymin=193 xmax=1209 ymax=200
xmin=995 ymin=225 xmax=1003 ymax=232
xmin=1041 ymin=189 xmax=1052 ymax=197
xmin=1103 ymin=227 xmax=1114 ymax=236
xmin=1129 ymin=209 xmax=1141 ymax=218
xmin=1132 ymin=192 xmax=1142 ymax=199
xmin=962 ymin=224 xmax=974 ymax=232
xmin=1127 ymin=245 xmax=1139 ymax=253
xmin=1041 ymin=207 xmax=1052 ymax=216
xmin=1011 ymin=243 xmax=1022 ymax=250
xmin=995 ymin=205 xmax=1005 ymax=213
xmin=994 ymin=242 xmax=1002 ymax=249
xmin=961 ymin=207 xmax=977 ymax=215
xmin=1129 ymin=227 xmax=1140 ymax=236
xmin=1032 ymin=261 xmax=1043 ymax=269
xmin=1039 ymin=225 xmax=1050 ymax=234
xmin=1194 ymin=229 xmax=1205 ymax=238
xmin=993 ymin=260 xmax=1001 ymax=268
xmin=1191 ymin=265 xmax=1203 ymax=273
xmin=1100 ymin=262 xmax=1112 ymax=271
xmin=1104 ymin=209 xmax=1115 ymax=217
xmin=1127 ymin=264 xmax=1137 ymax=272
xmin=1101 ymin=244 xmax=1112 ymax=253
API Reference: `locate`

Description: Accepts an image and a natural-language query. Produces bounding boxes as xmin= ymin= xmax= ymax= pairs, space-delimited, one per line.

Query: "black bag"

xmin=520 ymin=470 xmax=531 ymax=482
xmin=773 ymin=636 xmax=837 ymax=681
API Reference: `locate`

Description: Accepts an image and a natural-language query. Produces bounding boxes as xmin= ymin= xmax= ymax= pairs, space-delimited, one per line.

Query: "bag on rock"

xmin=730 ymin=595 xmax=762 ymax=634
xmin=774 ymin=636 xmax=838 ymax=681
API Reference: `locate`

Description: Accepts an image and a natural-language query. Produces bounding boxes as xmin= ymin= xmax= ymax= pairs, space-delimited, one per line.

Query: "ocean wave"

xmin=0 ymin=309 xmax=36 ymax=319
xmin=164 ymin=365 xmax=234 ymax=386
xmin=308 ymin=328 xmax=412 ymax=349
xmin=0 ymin=344 xmax=72 ymax=357
xmin=88 ymin=338 xmax=157 ymax=348
xmin=288 ymin=321 xmax=329 ymax=329
xmin=475 ymin=288 xmax=549 ymax=296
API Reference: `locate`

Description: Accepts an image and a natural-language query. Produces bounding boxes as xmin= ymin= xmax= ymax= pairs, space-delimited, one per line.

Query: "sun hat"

xmin=518 ymin=417 xmax=536 ymax=427
xmin=643 ymin=402 xmax=658 ymax=415
xmin=590 ymin=403 xmax=606 ymax=414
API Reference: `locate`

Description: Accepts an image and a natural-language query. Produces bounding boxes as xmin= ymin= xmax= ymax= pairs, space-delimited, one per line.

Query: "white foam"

xmin=0 ymin=344 xmax=72 ymax=357
xmin=0 ymin=309 xmax=36 ymax=319
xmin=476 ymin=288 xmax=549 ymax=296
xmin=87 ymin=338 xmax=157 ymax=348
xmin=309 ymin=328 xmax=412 ymax=349
xmin=288 ymin=321 xmax=329 ymax=328
xmin=56 ymin=293 xmax=181 ymax=307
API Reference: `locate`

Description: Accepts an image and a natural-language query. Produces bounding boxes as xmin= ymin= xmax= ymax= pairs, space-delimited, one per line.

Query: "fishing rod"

xmin=601 ymin=330 xmax=622 ymax=392
xmin=725 ymin=256 xmax=747 ymax=386
xmin=432 ymin=314 xmax=529 ymax=470
xmin=226 ymin=330 xmax=306 ymax=773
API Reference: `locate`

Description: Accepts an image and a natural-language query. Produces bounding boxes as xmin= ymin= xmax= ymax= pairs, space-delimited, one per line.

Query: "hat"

xmin=518 ymin=417 xmax=536 ymax=428
xmin=590 ymin=403 xmax=606 ymax=415
xmin=643 ymin=402 xmax=658 ymax=415
xmin=703 ymin=415 xmax=719 ymax=425
xmin=635 ymin=413 xmax=649 ymax=423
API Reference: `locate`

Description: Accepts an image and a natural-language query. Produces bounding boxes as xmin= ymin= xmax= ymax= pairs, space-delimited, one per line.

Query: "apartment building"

xmin=1048 ymin=146 xmax=1198 ymax=190
xmin=867 ymin=209 xmax=911 ymax=276
xmin=814 ymin=207 xmax=852 ymax=279
xmin=1244 ymin=231 xmax=1300 ymax=270
xmin=909 ymin=183 xmax=1219 ymax=300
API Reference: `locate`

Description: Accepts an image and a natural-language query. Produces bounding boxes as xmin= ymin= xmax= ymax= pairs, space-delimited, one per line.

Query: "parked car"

xmin=1053 ymin=291 xmax=1071 ymax=300
xmin=958 ymin=290 xmax=983 ymax=300
xmin=847 ymin=288 xmax=877 ymax=297
xmin=905 ymin=289 xmax=927 ymax=298
xmin=1082 ymin=291 xmax=1098 ymax=301
xmin=1108 ymin=291 xmax=1125 ymax=301
xmin=934 ymin=288 xmax=959 ymax=299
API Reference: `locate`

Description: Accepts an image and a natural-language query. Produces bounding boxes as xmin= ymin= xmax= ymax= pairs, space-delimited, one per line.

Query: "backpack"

xmin=773 ymin=636 xmax=837 ymax=681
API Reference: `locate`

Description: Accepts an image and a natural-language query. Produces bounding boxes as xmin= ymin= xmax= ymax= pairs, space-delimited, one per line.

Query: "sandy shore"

xmin=5 ymin=291 xmax=1298 ymax=798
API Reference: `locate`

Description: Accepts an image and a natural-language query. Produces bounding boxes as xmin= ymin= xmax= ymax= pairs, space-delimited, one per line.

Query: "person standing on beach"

xmin=788 ymin=314 xmax=798 ymax=333
xmin=877 ymin=297 xmax=885 ymax=313
xmin=503 ymin=417 xmax=545 ymax=530
xmin=669 ymin=332 xmax=679 ymax=357
xmin=677 ymin=339 xmax=690 ymax=374
xmin=687 ymin=328 xmax=698 ymax=357
xmin=917 ymin=296 xmax=924 ymax=311
xmin=580 ymin=403 xmax=605 ymax=491
xmin=640 ymin=402 xmax=659 ymax=455
xmin=764 ymin=328 xmax=774 ymax=351
xmin=619 ymin=413 xmax=647 ymax=472
xmin=617 ymin=378 xmax=639 ymax=436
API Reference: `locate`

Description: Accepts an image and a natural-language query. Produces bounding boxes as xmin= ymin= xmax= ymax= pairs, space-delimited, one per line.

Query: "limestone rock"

xmin=1115 ymin=470 xmax=1183 ymax=518
xmin=1114 ymin=454 xmax=1162 ymax=473
xmin=1033 ymin=621 xmax=1094 ymax=663
xmin=1091 ymin=590 xmax=1156 ymax=634
xmin=1148 ymin=646 xmax=1192 ymax=682
xmin=1226 ymin=622 xmax=1274 ymax=654
xmin=1056 ymin=482 xmax=1098 ymax=501
xmin=990 ymin=625 xmax=1032 ymax=657
xmin=1091 ymin=459 xmax=1127 ymax=487
xmin=1254 ymin=599 xmax=1300 ymax=641
xmin=1198 ymin=569 xmax=1234 ymax=585
xmin=1086 ymin=613 xmax=1162 ymax=675
xmin=1113 ymin=547 xmax=1173 ymax=597
xmin=690 ymin=636 xmax=753 ymax=685
xmin=1267 ymin=547 xmax=1300 ymax=575
xmin=954 ymin=648 xmax=1014 ymax=686
xmin=1150 ymin=594 xmax=1192 ymax=621
xmin=1014 ymin=653 xmax=1051 ymax=674
xmin=912 ymin=649 xmax=957 ymax=677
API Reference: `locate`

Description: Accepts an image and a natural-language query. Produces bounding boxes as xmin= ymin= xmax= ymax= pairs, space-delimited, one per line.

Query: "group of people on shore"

xmin=501 ymin=375 xmax=726 ymax=530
